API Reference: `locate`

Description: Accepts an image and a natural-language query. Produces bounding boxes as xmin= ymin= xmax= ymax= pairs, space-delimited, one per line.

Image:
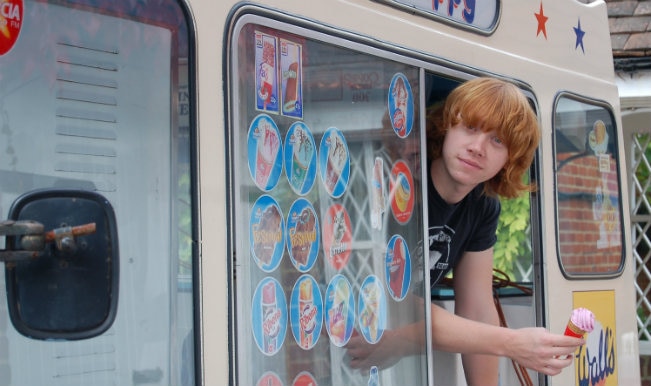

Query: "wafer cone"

xmin=564 ymin=319 xmax=586 ymax=338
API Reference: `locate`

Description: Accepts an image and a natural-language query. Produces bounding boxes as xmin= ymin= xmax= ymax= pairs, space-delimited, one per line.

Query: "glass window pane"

xmin=230 ymin=18 xmax=429 ymax=386
xmin=553 ymin=95 xmax=624 ymax=276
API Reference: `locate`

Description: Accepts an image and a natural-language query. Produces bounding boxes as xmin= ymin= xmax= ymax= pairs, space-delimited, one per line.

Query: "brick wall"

xmin=556 ymin=153 xmax=623 ymax=274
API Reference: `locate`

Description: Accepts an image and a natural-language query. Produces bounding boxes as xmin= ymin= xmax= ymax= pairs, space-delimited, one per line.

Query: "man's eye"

xmin=492 ymin=136 xmax=504 ymax=145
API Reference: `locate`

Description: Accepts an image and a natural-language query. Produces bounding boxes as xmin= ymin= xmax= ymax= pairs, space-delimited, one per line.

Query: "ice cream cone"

xmin=564 ymin=307 xmax=594 ymax=338
xmin=564 ymin=320 xmax=586 ymax=338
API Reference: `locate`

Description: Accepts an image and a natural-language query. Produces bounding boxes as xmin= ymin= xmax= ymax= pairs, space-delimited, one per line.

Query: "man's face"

xmin=441 ymin=120 xmax=509 ymax=188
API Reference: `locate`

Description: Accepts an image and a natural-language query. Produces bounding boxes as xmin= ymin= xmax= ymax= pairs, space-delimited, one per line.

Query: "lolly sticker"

xmin=385 ymin=235 xmax=412 ymax=301
xmin=256 ymin=371 xmax=284 ymax=386
xmin=284 ymin=121 xmax=316 ymax=195
xmin=255 ymin=31 xmax=279 ymax=112
xmin=292 ymin=371 xmax=318 ymax=386
xmin=358 ymin=275 xmax=387 ymax=344
xmin=252 ymin=277 xmax=288 ymax=356
xmin=290 ymin=274 xmax=323 ymax=350
xmin=286 ymin=198 xmax=319 ymax=272
xmin=324 ymin=274 xmax=355 ymax=347
xmin=280 ymin=38 xmax=303 ymax=118
xmin=0 ymin=0 xmax=23 ymax=56
xmin=321 ymin=203 xmax=352 ymax=271
xmin=318 ymin=127 xmax=350 ymax=198
xmin=248 ymin=114 xmax=283 ymax=191
xmin=250 ymin=195 xmax=285 ymax=272
xmin=389 ymin=160 xmax=415 ymax=224
xmin=388 ymin=73 xmax=414 ymax=138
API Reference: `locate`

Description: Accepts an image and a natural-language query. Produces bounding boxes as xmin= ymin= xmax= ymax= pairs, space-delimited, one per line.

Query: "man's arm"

xmin=452 ymin=248 xmax=500 ymax=386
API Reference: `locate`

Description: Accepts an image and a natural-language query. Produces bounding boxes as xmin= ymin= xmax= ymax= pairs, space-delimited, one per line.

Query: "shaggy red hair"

xmin=427 ymin=77 xmax=540 ymax=198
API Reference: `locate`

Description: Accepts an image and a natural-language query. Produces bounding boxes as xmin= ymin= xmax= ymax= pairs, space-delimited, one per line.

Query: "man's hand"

xmin=344 ymin=329 xmax=404 ymax=371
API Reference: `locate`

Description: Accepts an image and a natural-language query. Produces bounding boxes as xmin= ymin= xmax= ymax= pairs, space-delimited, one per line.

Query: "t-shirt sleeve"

xmin=464 ymin=196 xmax=500 ymax=252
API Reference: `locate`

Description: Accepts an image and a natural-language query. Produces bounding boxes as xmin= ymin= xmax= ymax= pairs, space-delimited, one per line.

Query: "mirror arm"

xmin=0 ymin=220 xmax=97 ymax=263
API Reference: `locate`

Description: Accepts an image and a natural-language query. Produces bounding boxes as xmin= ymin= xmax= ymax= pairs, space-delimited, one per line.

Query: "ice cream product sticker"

xmin=368 ymin=366 xmax=379 ymax=386
xmin=250 ymin=195 xmax=285 ymax=272
xmin=280 ymin=38 xmax=303 ymax=118
xmin=388 ymin=73 xmax=414 ymax=138
xmin=286 ymin=198 xmax=320 ymax=272
xmin=319 ymin=127 xmax=350 ymax=198
xmin=321 ymin=203 xmax=352 ymax=271
xmin=252 ymin=277 xmax=288 ymax=356
xmin=248 ymin=114 xmax=283 ymax=191
xmin=588 ymin=119 xmax=609 ymax=155
xmin=324 ymin=274 xmax=355 ymax=347
xmin=385 ymin=235 xmax=411 ymax=301
xmin=255 ymin=30 xmax=279 ymax=112
xmin=290 ymin=274 xmax=323 ymax=350
xmin=256 ymin=371 xmax=284 ymax=386
xmin=292 ymin=371 xmax=317 ymax=386
xmin=358 ymin=275 xmax=387 ymax=344
xmin=389 ymin=160 xmax=415 ymax=224
xmin=370 ymin=157 xmax=387 ymax=230
xmin=284 ymin=121 xmax=316 ymax=195
xmin=0 ymin=0 xmax=22 ymax=56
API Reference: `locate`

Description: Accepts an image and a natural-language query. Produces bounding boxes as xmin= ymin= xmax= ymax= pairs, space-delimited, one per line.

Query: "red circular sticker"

xmin=256 ymin=371 xmax=283 ymax=386
xmin=0 ymin=0 xmax=23 ymax=56
xmin=321 ymin=203 xmax=352 ymax=271
xmin=292 ymin=371 xmax=318 ymax=386
xmin=389 ymin=160 xmax=414 ymax=224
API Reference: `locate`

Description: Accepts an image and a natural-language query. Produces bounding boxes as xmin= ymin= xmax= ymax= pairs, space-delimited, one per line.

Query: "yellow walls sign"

xmin=573 ymin=291 xmax=617 ymax=386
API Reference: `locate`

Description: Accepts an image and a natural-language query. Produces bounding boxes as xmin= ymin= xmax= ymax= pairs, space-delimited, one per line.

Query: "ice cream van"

xmin=0 ymin=0 xmax=642 ymax=385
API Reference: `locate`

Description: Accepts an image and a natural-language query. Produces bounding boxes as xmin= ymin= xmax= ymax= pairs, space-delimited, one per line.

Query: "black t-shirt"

xmin=427 ymin=174 xmax=500 ymax=285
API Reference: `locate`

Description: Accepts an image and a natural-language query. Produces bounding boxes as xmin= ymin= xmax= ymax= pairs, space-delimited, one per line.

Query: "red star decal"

xmin=535 ymin=2 xmax=549 ymax=39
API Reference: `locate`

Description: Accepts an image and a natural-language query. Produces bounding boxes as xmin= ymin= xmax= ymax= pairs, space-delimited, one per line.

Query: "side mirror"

xmin=1 ymin=189 xmax=119 ymax=340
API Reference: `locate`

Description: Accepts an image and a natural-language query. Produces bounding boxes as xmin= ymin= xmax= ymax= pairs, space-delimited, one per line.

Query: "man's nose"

xmin=467 ymin=134 xmax=489 ymax=156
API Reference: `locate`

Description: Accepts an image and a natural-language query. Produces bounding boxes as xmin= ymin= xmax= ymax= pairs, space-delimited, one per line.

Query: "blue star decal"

xmin=574 ymin=18 xmax=585 ymax=53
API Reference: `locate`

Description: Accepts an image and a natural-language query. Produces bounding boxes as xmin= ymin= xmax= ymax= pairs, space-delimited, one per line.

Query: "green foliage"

xmin=494 ymin=193 xmax=531 ymax=281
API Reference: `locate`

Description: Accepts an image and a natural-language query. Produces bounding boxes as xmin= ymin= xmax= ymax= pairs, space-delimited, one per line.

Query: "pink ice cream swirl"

xmin=570 ymin=307 xmax=595 ymax=333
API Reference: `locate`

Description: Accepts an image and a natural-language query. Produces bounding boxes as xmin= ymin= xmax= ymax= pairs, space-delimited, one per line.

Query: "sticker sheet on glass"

xmin=321 ymin=203 xmax=352 ymax=271
xmin=287 ymin=198 xmax=319 ymax=272
xmin=256 ymin=371 xmax=284 ymax=386
xmin=250 ymin=195 xmax=285 ymax=272
xmin=255 ymin=31 xmax=279 ymax=113
xmin=358 ymin=275 xmax=387 ymax=344
xmin=252 ymin=277 xmax=288 ymax=356
xmin=319 ymin=127 xmax=350 ymax=198
xmin=292 ymin=371 xmax=318 ymax=386
xmin=280 ymin=38 xmax=303 ymax=118
xmin=390 ymin=160 xmax=415 ymax=224
xmin=290 ymin=274 xmax=323 ymax=350
xmin=284 ymin=122 xmax=316 ymax=195
xmin=385 ymin=235 xmax=411 ymax=301
xmin=248 ymin=114 xmax=283 ymax=191
xmin=324 ymin=274 xmax=355 ymax=347
xmin=370 ymin=156 xmax=387 ymax=230
xmin=388 ymin=73 xmax=414 ymax=138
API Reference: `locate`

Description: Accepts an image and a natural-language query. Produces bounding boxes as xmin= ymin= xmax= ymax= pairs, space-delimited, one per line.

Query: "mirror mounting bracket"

xmin=0 ymin=220 xmax=96 ymax=263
